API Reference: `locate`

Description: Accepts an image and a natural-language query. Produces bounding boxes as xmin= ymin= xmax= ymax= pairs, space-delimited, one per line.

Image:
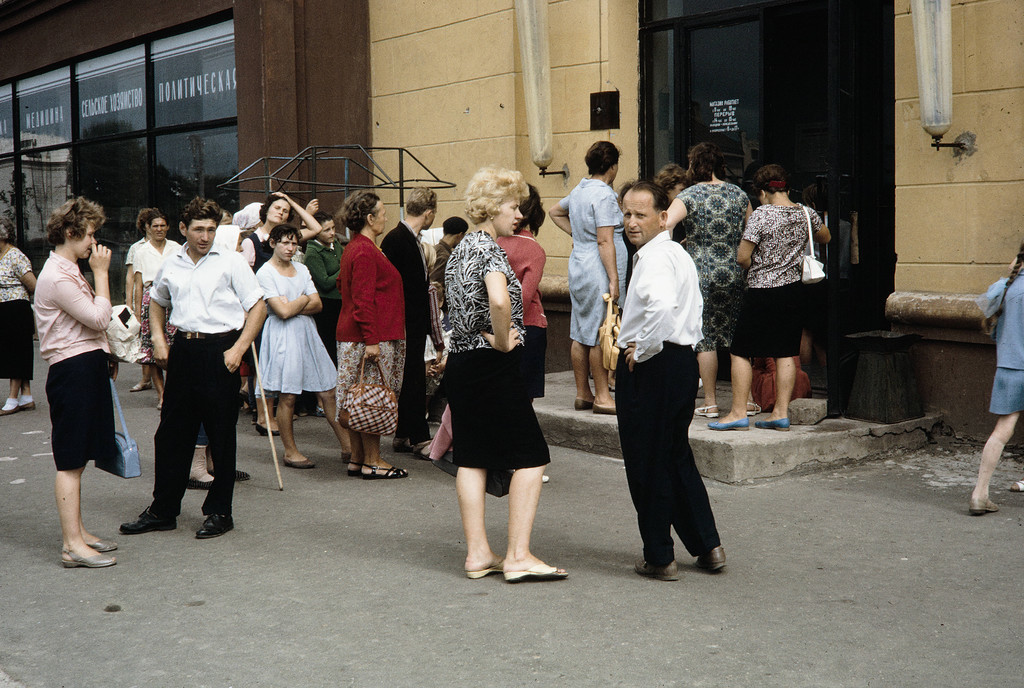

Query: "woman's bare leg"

xmin=151 ymin=366 xmax=164 ymax=408
xmin=457 ymin=467 xmax=500 ymax=571
xmin=504 ymin=466 xmax=564 ymax=574
xmin=718 ymin=354 xmax=753 ymax=423
xmin=770 ymin=356 xmax=797 ymax=420
xmin=589 ymin=346 xmax=614 ymax=408
xmin=972 ymin=413 xmax=1020 ymax=502
xmin=56 ymin=467 xmax=108 ymax=560
xmin=276 ymin=393 xmax=307 ymax=462
xmin=697 ymin=351 xmax=718 ymax=408
xmin=570 ymin=340 xmax=594 ymax=403
xmin=317 ymin=390 xmax=352 ymax=454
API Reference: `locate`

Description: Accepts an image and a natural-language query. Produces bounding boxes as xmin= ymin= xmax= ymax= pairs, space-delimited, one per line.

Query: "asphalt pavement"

xmin=1 ymin=356 xmax=1022 ymax=687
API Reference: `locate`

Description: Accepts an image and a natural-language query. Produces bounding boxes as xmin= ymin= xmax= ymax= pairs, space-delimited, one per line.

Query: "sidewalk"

xmin=534 ymin=370 xmax=941 ymax=482
xmin=0 ymin=349 xmax=1020 ymax=687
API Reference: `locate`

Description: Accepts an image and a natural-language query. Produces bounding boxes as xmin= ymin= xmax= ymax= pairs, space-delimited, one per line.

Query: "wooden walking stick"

xmin=250 ymin=342 xmax=284 ymax=490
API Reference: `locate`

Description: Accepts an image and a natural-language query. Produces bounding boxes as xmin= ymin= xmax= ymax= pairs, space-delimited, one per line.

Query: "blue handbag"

xmin=95 ymin=378 xmax=142 ymax=479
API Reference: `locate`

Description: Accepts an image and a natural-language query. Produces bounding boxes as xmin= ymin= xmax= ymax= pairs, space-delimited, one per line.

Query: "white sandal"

xmin=1010 ymin=480 xmax=1024 ymax=492
xmin=746 ymin=402 xmax=762 ymax=416
xmin=695 ymin=405 xmax=719 ymax=418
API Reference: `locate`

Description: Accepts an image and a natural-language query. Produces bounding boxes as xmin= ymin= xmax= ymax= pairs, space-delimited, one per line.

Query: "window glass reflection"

xmin=647 ymin=0 xmax=759 ymax=22
xmin=152 ymin=21 xmax=236 ymax=128
xmin=644 ymin=30 xmax=676 ymax=175
xmin=0 ymin=84 xmax=13 ymax=154
xmin=80 ymin=138 xmax=148 ymax=301
xmin=155 ymin=127 xmax=238 ymax=216
xmin=689 ymin=21 xmax=760 ymax=184
xmin=77 ymin=46 xmax=147 ymax=138
xmin=21 ymin=148 xmax=73 ymax=257
xmin=19 ymin=67 xmax=72 ymax=149
xmin=0 ymin=159 xmax=14 ymax=228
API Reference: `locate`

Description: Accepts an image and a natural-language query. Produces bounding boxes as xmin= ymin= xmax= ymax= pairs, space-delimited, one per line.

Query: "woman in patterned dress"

xmin=0 ymin=218 xmax=37 ymax=416
xmin=445 ymin=166 xmax=567 ymax=583
xmin=666 ymin=142 xmax=752 ymax=418
xmin=709 ymin=164 xmax=829 ymax=432
xmin=334 ymin=191 xmax=408 ymax=480
xmin=132 ymin=208 xmax=179 ymax=410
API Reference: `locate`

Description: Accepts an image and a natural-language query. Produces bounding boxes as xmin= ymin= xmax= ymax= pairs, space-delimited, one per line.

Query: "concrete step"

xmin=533 ymin=371 xmax=942 ymax=483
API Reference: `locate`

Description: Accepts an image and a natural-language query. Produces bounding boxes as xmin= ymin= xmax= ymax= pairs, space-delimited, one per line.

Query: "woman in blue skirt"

xmin=966 ymin=244 xmax=1024 ymax=513
xmin=970 ymin=242 xmax=1024 ymax=514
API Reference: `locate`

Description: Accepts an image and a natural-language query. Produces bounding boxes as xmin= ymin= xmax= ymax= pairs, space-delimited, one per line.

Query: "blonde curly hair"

xmin=464 ymin=166 xmax=528 ymax=225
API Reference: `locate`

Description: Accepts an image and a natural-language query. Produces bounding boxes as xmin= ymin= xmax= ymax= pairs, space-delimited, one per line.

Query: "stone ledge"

xmin=533 ymin=371 xmax=944 ymax=483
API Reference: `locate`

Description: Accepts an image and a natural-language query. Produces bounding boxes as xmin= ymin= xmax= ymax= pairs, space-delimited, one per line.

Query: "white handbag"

xmin=106 ymin=304 xmax=144 ymax=364
xmin=800 ymin=205 xmax=825 ymax=284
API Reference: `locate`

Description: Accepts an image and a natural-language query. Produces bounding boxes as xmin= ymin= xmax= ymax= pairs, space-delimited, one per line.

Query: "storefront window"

xmin=0 ymin=84 xmax=13 ymax=154
xmin=155 ymin=126 xmax=238 ymax=216
xmin=77 ymin=46 xmax=146 ymax=139
xmin=18 ymin=67 xmax=72 ymax=149
xmin=21 ymin=147 xmax=73 ymax=254
xmin=643 ymin=29 xmax=676 ymax=175
xmin=79 ymin=137 xmax=149 ymax=300
xmin=0 ymin=159 xmax=14 ymax=227
xmin=152 ymin=21 xmax=236 ymax=128
xmin=647 ymin=0 xmax=761 ymax=22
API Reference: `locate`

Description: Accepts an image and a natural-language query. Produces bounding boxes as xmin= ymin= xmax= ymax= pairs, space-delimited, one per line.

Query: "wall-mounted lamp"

xmin=516 ymin=0 xmax=569 ymax=181
xmin=911 ymin=0 xmax=967 ymax=151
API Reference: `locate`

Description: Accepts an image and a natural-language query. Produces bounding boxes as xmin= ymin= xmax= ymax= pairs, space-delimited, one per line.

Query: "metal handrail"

xmin=218 ymin=145 xmax=457 ymax=209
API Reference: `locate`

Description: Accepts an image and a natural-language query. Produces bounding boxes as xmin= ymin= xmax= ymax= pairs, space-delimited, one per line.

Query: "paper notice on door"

xmin=709 ymin=99 xmax=740 ymax=133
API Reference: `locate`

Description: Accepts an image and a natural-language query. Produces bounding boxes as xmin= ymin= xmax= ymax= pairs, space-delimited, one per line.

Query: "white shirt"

xmin=133 ymin=240 xmax=181 ymax=284
xmin=150 ymin=245 xmax=264 ymax=333
xmin=616 ymin=230 xmax=703 ymax=363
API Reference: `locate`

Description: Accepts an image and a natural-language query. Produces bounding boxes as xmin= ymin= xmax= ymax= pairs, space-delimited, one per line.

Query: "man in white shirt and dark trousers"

xmin=616 ymin=180 xmax=725 ymax=581
xmin=121 ymin=197 xmax=266 ymax=539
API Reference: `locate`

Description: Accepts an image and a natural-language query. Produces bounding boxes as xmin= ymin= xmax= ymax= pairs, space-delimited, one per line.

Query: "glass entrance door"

xmin=640 ymin=0 xmax=895 ymax=413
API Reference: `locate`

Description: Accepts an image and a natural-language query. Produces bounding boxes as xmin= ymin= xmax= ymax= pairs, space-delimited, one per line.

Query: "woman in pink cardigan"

xmin=35 ymin=198 xmax=120 ymax=569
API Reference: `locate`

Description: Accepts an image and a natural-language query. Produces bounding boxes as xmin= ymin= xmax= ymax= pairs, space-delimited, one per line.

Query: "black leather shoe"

xmin=695 ymin=545 xmax=726 ymax=572
xmin=120 ymin=508 xmax=176 ymax=535
xmin=195 ymin=514 xmax=234 ymax=539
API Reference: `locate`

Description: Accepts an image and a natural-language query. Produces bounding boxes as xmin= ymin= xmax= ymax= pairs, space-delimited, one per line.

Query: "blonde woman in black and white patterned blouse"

xmin=443 ymin=166 xmax=567 ymax=583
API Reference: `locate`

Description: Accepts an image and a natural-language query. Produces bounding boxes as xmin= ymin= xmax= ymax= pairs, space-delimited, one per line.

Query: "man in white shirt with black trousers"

xmin=616 ymin=180 xmax=725 ymax=581
xmin=121 ymin=197 xmax=266 ymax=540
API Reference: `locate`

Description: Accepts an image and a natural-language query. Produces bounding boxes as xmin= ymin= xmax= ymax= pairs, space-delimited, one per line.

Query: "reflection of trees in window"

xmin=23 ymin=149 xmax=72 ymax=247
xmin=0 ymin=162 xmax=17 ymax=225
xmin=155 ymin=131 xmax=238 ymax=214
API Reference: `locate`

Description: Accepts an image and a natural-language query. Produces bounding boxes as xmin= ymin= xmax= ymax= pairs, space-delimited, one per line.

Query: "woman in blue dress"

xmin=256 ymin=224 xmax=351 ymax=469
xmin=970 ymin=242 xmax=1024 ymax=514
xmin=549 ymin=141 xmax=625 ymax=415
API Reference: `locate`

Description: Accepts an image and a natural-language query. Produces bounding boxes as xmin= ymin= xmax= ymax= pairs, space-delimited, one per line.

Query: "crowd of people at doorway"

xmin=11 ymin=139 xmax=1024 ymax=574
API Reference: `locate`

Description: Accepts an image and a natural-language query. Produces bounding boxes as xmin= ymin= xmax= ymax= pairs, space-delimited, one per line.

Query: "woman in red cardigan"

xmin=335 ymin=191 xmax=408 ymax=479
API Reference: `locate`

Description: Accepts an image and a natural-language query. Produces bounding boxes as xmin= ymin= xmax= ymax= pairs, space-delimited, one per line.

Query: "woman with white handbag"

xmin=709 ymin=164 xmax=829 ymax=432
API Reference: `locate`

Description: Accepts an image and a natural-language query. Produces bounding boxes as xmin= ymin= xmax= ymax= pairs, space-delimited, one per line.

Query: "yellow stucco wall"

xmin=894 ymin=0 xmax=1024 ymax=293
xmin=369 ymin=0 xmax=639 ymax=277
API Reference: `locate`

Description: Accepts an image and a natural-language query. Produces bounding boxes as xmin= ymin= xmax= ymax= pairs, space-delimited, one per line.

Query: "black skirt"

xmin=520 ymin=325 xmax=547 ymax=399
xmin=445 ymin=346 xmax=550 ymax=470
xmin=45 ymin=349 xmax=116 ymax=471
xmin=0 ymin=299 xmax=35 ymax=380
xmin=730 ymin=281 xmax=805 ymax=359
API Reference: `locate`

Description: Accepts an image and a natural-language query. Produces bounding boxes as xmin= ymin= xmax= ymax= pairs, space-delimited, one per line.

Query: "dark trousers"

xmin=151 ymin=335 xmax=240 ymax=518
xmin=396 ymin=329 xmax=429 ymax=443
xmin=314 ymin=298 xmax=343 ymax=367
xmin=616 ymin=343 xmax=721 ymax=565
